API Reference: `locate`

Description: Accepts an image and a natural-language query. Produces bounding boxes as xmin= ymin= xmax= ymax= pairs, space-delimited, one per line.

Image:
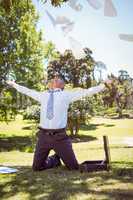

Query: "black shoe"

xmin=79 ymin=163 xmax=88 ymax=173
xmin=50 ymin=154 xmax=61 ymax=167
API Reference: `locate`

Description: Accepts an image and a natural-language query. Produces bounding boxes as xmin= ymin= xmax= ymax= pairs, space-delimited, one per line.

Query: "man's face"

xmin=48 ymin=78 xmax=65 ymax=89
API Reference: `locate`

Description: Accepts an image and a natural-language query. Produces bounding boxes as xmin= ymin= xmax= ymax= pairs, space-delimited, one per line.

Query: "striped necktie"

xmin=46 ymin=89 xmax=61 ymax=120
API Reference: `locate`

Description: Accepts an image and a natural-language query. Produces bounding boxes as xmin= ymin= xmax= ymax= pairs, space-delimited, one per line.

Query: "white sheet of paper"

xmin=104 ymin=0 xmax=117 ymax=17
xmin=45 ymin=10 xmax=56 ymax=26
xmin=86 ymin=0 xmax=102 ymax=10
xmin=68 ymin=36 xmax=86 ymax=59
xmin=119 ymin=34 xmax=133 ymax=42
xmin=56 ymin=16 xmax=72 ymax=25
xmin=46 ymin=10 xmax=72 ymax=27
xmin=61 ymin=22 xmax=75 ymax=35
xmin=68 ymin=0 xmax=83 ymax=11
xmin=0 ymin=167 xmax=18 ymax=174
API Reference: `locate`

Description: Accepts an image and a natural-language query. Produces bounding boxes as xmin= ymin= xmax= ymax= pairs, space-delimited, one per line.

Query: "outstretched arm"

xmin=6 ymin=80 xmax=42 ymax=102
xmin=67 ymin=80 xmax=112 ymax=103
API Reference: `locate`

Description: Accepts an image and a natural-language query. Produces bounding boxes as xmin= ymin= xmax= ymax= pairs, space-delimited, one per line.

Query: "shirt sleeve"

xmin=13 ymin=83 xmax=42 ymax=102
xmin=67 ymin=84 xmax=105 ymax=103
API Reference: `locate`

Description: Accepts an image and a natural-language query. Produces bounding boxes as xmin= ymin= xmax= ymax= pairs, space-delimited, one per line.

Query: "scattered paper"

xmin=86 ymin=0 xmax=102 ymax=10
xmin=45 ymin=10 xmax=72 ymax=26
xmin=56 ymin=16 xmax=72 ymax=25
xmin=68 ymin=36 xmax=86 ymax=59
xmin=119 ymin=34 xmax=133 ymax=42
xmin=61 ymin=22 xmax=75 ymax=36
xmin=45 ymin=10 xmax=56 ymax=27
xmin=104 ymin=0 xmax=117 ymax=17
xmin=0 ymin=166 xmax=18 ymax=174
xmin=68 ymin=0 xmax=83 ymax=11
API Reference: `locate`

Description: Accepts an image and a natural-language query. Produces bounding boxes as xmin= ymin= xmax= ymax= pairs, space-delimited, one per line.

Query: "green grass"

xmin=0 ymin=115 xmax=133 ymax=200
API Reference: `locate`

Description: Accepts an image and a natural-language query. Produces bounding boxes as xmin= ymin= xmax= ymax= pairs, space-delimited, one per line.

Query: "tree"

xmin=94 ymin=61 xmax=107 ymax=81
xmin=40 ymin=0 xmax=68 ymax=7
xmin=47 ymin=48 xmax=95 ymax=88
xmin=0 ymin=0 xmax=69 ymax=13
xmin=102 ymin=74 xmax=133 ymax=118
xmin=0 ymin=0 xmax=47 ymax=121
xmin=47 ymin=48 xmax=95 ymax=135
xmin=118 ymin=70 xmax=130 ymax=81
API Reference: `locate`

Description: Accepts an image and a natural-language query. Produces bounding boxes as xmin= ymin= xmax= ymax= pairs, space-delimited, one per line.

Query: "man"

xmin=7 ymin=77 xmax=110 ymax=171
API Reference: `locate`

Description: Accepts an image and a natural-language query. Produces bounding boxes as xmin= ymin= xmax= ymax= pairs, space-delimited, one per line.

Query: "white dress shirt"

xmin=13 ymin=83 xmax=105 ymax=129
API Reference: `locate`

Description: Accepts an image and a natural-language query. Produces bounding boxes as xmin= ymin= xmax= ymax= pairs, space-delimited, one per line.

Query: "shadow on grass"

xmin=112 ymin=161 xmax=133 ymax=168
xmin=0 ymin=136 xmax=32 ymax=152
xmin=111 ymin=115 xmax=133 ymax=119
xmin=104 ymin=124 xmax=115 ymax=127
xmin=80 ymin=123 xmax=105 ymax=131
xmin=0 ymin=134 xmax=97 ymax=152
xmin=0 ymin=164 xmax=133 ymax=200
xmin=70 ymin=135 xmax=97 ymax=143
xmin=112 ymin=161 xmax=133 ymax=177
xmin=80 ymin=123 xmax=115 ymax=131
xmin=22 ymin=126 xmax=33 ymax=130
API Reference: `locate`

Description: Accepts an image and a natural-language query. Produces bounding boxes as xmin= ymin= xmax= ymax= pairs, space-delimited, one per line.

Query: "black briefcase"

xmin=79 ymin=136 xmax=111 ymax=173
xmin=79 ymin=160 xmax=109 ymax=173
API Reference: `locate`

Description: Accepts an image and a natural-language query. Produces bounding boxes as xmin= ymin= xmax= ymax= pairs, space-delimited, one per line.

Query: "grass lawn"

xmin=0 ymin=115 xmax=133 ymax=200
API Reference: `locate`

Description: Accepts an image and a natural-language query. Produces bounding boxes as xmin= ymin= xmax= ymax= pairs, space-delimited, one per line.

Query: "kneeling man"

xmin=7 ymin=77 xmax=110 ymax=171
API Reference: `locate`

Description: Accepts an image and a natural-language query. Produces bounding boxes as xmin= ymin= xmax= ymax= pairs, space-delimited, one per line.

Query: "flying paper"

xmin=61 ymin=22 xmax=75 ymax=36
xmin=68 ymin=0 xmax=83 ymax=11
xmin=119 ymin=34 xmax=133 ymax=42
xmin=56 ymin=16 xmax=72 ymax=25
xmin=45 ymin=10 xmax=56 ymax=27
xmin=68 ymin=36 xmax=86 ymax=59
xmin=104 ymin=0 xmax=117 ymax=17
xmin=86 ymin=0 xmax=102 ymax=10
xmin=45 ymin=10 xmax=72 ymax=26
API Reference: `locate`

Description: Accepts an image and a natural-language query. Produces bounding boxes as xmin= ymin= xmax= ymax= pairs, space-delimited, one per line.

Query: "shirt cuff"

xmin=12 ymin=83 xmax=20 ymax=90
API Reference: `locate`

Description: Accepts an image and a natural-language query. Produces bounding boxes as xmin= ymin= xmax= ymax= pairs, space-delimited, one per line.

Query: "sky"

xmin=32 ymin=0 xmax=133 ymax=79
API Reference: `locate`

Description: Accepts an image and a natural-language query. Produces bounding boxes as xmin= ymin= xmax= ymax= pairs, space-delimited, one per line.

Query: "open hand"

xmin=6 ymin=80 xmax=16 ymax=87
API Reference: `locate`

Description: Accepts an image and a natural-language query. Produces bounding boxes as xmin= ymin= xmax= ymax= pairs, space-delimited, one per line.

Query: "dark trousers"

xmin=32 ymin=129 xmax=79 ymax=171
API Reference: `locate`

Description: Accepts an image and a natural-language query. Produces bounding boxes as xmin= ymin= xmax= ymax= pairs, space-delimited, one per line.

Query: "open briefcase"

xmin=79 ymin=136 xmax=111 ymax=173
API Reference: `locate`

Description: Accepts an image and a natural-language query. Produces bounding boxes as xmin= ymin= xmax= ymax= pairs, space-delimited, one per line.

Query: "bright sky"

xmin=32 ymin=0 xmax=133 ymax=78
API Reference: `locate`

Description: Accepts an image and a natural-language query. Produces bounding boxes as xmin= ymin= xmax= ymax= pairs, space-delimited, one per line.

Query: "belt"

xmin=38 ymin=127 xmax=66 ymax=136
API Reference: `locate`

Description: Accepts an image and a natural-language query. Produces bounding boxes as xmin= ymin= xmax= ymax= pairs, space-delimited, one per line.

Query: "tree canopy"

xmin=0 ymin=0 xmax=69 ymax=13
xmin=47 ymin=48 xmax=95 ymax=88
xmin=0 ymin=0 xmax=52 ymax=121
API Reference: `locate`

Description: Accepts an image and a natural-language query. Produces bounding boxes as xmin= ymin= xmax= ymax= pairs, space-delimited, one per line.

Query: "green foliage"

xmin=67 ymin=97 xmax=94 ymax=135
xmin=0 ymin=117 xmax=133 ymax=200
xmin=47 ymin=48 xmax=95 ymax=88
xmin=118 ymin=70 xmax=131 ymax=81
xmin=23 ymin=105 xmax=40 ymax=122
xmin=102 ymin=74 xmax=133 ymax=118
xmin=40 ymin=0 xmax=69 ymax=7
xmin=0 ymin=0 xmax=45 ymax=89
xmin=0 ymin=0 xmax=50 ymax=121
xmin=0 ymin=0 xmax=69 ymax=13
xmin=47 ymin=48 xmax=95 ymax=134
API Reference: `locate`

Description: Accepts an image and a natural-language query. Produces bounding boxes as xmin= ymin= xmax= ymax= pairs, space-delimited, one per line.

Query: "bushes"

xmin=67 ymin=98 xmax=94 ymax=135
xmin=23 ymin=105 xmax=40 ymax=122
xmin=22 ymin=99 xmax=93 ymax=135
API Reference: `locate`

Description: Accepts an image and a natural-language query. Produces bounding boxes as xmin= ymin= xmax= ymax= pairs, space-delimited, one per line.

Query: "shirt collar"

xmin=48 ymin=88 xmax=62 ymax=92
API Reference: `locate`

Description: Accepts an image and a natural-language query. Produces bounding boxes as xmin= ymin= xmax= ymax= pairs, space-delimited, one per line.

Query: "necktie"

xmin=46 ymin=89 xmax=60 ymax=120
